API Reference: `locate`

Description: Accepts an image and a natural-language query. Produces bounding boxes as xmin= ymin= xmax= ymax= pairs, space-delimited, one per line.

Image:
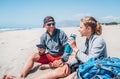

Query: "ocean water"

xmin=0 ymin=24 xmax=42 ymax=31
xmin=1 ymin=24 xmax=119 ymax=32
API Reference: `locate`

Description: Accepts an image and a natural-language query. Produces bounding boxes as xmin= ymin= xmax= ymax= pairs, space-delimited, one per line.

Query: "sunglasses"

xmin=47 ymin=23 xmax=55 ymax=26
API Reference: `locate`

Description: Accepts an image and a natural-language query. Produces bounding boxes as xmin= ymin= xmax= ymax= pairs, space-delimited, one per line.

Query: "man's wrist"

xmin=61 ymin=58 xmax=67 ymax=62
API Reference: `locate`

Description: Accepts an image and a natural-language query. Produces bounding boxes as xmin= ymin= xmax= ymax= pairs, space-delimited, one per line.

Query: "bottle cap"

xmin=70 ymin=33 xmax=76 ymax=40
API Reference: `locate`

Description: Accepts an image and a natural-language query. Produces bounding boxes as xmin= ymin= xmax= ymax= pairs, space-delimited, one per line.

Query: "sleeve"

xmin=59 ymin=30 xmax=68 ymax=46
xmin=66 ymin=58 xmax=79 ymax=67
xmin=59 ymin=30 xmax=69 ymax=62
xmin=61 ymin=53 xmax=70 ymax=62
xmin=40 ymin=34 xmax=46 ymax=47
xmin=77 ymin=37 xmax=107 ymax=63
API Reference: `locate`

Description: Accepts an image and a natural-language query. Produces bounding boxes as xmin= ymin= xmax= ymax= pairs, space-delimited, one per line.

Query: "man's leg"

xmin=3 ymin=53 xmax=40 ymax=79
xmin=20 ymin=53 xmax=40 ymax=77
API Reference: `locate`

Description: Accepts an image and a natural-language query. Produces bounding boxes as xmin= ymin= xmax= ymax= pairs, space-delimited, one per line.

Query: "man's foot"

xmin=39 ymin=64 xmax=51 ymax=70
xmin=3 ymin=74 xmax=24 ymax=79
xmin=3 ymin=75 xmax=15 ymax=79
xmin=3 ymin=74 xmax=7 ymax=79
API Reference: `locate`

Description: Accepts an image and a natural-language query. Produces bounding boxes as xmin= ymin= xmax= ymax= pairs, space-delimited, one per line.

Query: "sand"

xmin=0 ymin=26 xmax=120 ymax=78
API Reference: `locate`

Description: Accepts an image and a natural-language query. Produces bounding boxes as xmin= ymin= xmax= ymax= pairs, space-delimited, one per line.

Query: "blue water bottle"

xmin=64 ymin=33 xmax=76 ymax=54
xmin=61 ymin=33 xmax=76 ymax=62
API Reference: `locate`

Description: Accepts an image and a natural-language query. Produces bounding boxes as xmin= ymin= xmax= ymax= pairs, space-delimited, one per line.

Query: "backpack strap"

xmin=91 ymin=64 xmax=113 ymax=79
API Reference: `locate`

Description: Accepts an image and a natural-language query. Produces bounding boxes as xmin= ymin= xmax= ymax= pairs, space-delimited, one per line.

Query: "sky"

xmin=0 ymin=0 xmax=120 ymax=26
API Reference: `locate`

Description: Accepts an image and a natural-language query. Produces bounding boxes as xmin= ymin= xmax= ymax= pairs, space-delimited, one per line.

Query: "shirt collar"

xmin=46 ymin=28 xmax=57 ymax=37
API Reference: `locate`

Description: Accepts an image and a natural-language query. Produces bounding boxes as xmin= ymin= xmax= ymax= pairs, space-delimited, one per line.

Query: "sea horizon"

xmin=0 ymin=24 xmax=42 ymax=31
xmin=0 ymin=24 xmax=79 ymax=32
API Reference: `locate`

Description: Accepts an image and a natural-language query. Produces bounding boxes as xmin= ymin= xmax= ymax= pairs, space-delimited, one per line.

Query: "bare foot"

xmin=3 ymin=74 xmax=7 ymax=79
xmin=3 ymin=74 xmax=24 ymax=79
xmin=3 ymin=75 xmax=15 ymax=79
xmin=39 ymin=64 xmax=51 ymax=70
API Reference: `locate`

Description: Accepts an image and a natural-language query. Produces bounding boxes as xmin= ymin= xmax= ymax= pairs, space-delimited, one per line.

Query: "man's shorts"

xmin=37 ymin=53 xmax=62 ymax=64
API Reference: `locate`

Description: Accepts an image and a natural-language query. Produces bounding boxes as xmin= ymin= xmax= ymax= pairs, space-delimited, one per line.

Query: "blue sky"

xmin=0 ymin=0 xmax=120 ymax=26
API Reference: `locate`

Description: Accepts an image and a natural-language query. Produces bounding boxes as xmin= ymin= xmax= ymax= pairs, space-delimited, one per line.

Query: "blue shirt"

xmin=67 ymin=33 xmax=107 ymax=66
xmin=40 ymin=28 xmax=68 ymax=56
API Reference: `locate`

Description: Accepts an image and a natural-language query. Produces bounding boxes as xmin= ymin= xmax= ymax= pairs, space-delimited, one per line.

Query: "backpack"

xmin=77 ymin=57 xmax=120 ymax=79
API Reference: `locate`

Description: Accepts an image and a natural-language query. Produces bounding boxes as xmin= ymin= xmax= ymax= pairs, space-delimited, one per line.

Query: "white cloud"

xmin=101 ymin=16 xmax=120 ymax=22
xmin=71 ymin=13 xmax=92 ymax=20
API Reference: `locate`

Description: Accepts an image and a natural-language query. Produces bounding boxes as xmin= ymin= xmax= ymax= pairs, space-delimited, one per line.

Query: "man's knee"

xmin=29 ymin=53 xmax=40 ymax=62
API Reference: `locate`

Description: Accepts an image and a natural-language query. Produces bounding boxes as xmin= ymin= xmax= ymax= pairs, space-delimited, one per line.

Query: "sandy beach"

xmin=0 ymin=26 xmax=120 ymax=78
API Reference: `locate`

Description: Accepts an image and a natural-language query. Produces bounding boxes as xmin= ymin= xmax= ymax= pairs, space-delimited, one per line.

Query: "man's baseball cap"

xmin=43 ymin=16 xmax=55 ymax=27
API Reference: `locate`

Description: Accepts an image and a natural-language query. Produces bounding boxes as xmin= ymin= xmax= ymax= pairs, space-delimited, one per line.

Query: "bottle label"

xmin=64 ymin=33 xmax=76 ymax=54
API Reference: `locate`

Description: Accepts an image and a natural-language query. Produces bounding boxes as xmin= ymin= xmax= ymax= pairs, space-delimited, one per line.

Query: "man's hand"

xmin=38 ymin=48 xmax=46 ymax=55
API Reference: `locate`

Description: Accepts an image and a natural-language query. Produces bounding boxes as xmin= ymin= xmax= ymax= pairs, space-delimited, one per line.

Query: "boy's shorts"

xmin=37 ymin=53 xmax=62 ymax=64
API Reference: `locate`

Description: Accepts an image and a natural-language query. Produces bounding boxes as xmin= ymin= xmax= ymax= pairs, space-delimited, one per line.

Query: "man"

xmin=3 ymin=16 xmax=68 ymax=79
